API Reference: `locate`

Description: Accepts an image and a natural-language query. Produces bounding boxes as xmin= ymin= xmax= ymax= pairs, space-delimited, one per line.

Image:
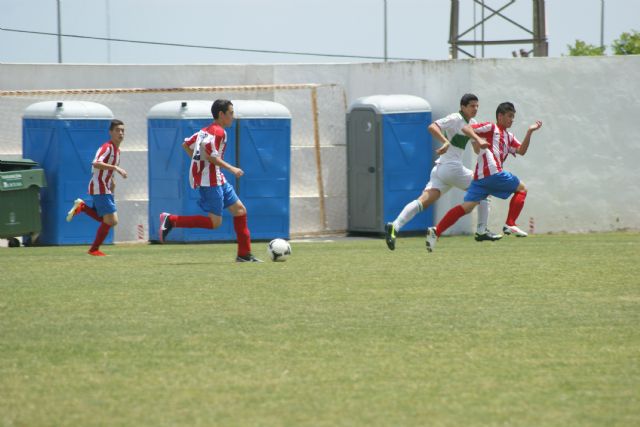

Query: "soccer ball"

xmin=267 ymin=238 xmax=291 ymax=262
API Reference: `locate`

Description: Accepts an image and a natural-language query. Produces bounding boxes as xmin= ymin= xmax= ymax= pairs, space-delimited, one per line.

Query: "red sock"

xmin=90 ymin=222 xmax=111 ymax=252
xmin=233 ymin=214 xmax=251 ymax=257
xmin=435 ymin=205 xmax=467 ymax=237
xmin=171 ymin=215 xmax=213 ymax=229
xmin=506 ymin=191 xmax=527 ymax=226
xmin=81 ymin=204 xmax=102 ymax=222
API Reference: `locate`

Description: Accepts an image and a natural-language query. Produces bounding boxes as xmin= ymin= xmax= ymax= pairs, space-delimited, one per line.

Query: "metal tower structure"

xmin=449 ymin=0 xmax=548 ymax=59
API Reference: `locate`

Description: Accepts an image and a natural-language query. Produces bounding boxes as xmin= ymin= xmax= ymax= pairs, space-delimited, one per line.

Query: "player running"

xmin=158 ymin=99 xmax=262 ymax=262
xmin=385 ymin=93 xmax=501 ymax=250
xmin=66 ymin=119 xmax=128 ymax=256
xmin=425 ymin=102 xmax=543 ymax=252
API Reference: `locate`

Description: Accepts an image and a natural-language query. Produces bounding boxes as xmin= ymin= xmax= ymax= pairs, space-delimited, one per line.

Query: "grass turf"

xmin=1 ymin=232 xmax=639 ymax=426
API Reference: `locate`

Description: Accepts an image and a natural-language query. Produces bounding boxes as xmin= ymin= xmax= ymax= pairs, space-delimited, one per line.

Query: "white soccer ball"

xmin=267 ymin=238 xmax=291 ymax=262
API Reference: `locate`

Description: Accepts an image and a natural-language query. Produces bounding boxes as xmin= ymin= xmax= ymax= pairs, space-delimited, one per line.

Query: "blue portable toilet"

xmin=22 ymin=101 xmax=115 ymax=245
xmin=346 ymin=95 xmax=432 ymax=233
xmin=147 ymin=99 xmax=291 ymax=242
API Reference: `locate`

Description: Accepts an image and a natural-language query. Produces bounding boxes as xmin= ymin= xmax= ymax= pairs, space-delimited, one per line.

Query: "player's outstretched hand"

xmin=529 ymin=120 xmax=543 ymax=132
xmin=232 ymin=167 xmax=244 ymax=178
xmin=117 ymin=167 xmax=128 ymax=179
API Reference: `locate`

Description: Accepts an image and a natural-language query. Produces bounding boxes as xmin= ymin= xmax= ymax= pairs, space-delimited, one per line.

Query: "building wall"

xmin=1 ymin=55 xmax=638 ymax=235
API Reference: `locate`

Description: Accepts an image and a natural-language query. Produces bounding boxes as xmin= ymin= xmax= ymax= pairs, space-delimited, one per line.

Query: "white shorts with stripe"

xmin=424 ymin=162 xmax=473 ymax=194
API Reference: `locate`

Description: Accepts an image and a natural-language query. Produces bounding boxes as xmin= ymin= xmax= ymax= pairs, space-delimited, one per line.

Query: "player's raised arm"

xmin=461 ymin=124 xmax=489 ymax=152
xmin=516 ymin=120 xmax=543 ymax=156
xmin=427 ymin=122 xmax=451 ymax=155
xmin=182 ymin=143 xmax=194 ymax=158
xmin=199 ymin=141 xmax=243 ymax=178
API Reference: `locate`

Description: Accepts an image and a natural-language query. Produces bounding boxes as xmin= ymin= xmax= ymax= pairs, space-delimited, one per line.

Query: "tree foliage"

xmin=612 ymin=30 xmax=640 ymax=55
xmin=566 ymin=40 xmax=606 ymax=56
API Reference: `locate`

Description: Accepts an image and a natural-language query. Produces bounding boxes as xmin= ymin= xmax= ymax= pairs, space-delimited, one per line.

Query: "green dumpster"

xmin=0 ymin=157 xmax=47 ymax=247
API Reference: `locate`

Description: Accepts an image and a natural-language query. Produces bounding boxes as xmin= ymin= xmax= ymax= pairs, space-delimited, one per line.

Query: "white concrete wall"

xmin=2 ymin=55 xmax=639 ymax=234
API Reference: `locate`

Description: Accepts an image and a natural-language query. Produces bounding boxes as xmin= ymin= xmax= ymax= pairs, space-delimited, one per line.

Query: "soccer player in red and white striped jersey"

xmin=425 ymin=102 xmax=542 ymax=252
xmin=65 ymin=119 xmax=128 ymax=256
xmin=158 ymin=99 xmax=261 ymax=262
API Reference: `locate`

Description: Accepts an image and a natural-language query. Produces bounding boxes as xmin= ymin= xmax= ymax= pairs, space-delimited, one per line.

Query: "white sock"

xmin=477 ymin=198 xmax=490 ymax=233
xmin=393 ymin=200 xmax=423 ymax=231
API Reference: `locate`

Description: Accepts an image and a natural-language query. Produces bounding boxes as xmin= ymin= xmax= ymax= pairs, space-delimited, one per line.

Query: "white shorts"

xmin=424 ymin=162 xmax=473 ymax=194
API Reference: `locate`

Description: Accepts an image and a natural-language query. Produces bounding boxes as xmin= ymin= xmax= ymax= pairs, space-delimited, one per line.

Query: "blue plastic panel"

xmin=22 ymin=118 xmax=114 ymax=245
xmin=381 ymin=111 xmax=433 ymax=231
xmin=237 ymin=118 xmax=291 ymax=239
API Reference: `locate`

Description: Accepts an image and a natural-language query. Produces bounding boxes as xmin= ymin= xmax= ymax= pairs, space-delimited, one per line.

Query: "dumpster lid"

xmin=0 ymin=157 xmax=38 ymax=169
xmin=348 ymin=95 xmax=431 ymax=114
xmin=23 ymin=101 xmax=114 ymax=120
xmin=147 ymin=100 xmax=291 ymax=120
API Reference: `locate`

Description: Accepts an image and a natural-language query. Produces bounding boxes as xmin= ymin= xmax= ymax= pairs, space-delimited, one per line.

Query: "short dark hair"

xmin=211 ymin=99 xmax=233 ymax=120
xmin=109 ymin=119 xmax=124 ymax=131
xmin=460 ymin=93 xmax=478 ymax=107
xmin=496 ymin=102 xmax=516 ymax=118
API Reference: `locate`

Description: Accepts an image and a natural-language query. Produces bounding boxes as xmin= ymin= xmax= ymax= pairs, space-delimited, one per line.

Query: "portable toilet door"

xmin=22 ymin=101 xmax=115 ymax=245
xmin=347 ymin=95 xmax=432 ymax=233
xmin=147 ymin=100 xmax=236 ymax=242
xmin=233 ymin=100 xmax=291 ymax=240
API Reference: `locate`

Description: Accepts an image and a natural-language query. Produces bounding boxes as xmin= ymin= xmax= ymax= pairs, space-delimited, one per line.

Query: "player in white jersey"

xmin=425 ymin=102 xmax=543 ymax=252
xmin=385 ymin=94 xmax=501 ymax=251
xmin=65 ymin=119 xmax=128 ymax=256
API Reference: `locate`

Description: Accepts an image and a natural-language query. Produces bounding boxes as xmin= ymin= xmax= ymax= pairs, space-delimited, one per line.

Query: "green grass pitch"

xmin=1 ymin=232 xmax=639 ymax=426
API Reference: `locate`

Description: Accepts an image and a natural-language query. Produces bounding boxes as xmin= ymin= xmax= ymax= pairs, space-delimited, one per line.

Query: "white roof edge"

xmin=231 ymin=99 xmax=291 ymax=119
xmin=348 ymin=94 xmax=431 ymax=114
xmin=147 ymin=99 xmax=291 ymax=119
xmin=23 ymin=101 xmax=113 ymax=119
xmin=147 ymin=100 xmax=212 ymax=119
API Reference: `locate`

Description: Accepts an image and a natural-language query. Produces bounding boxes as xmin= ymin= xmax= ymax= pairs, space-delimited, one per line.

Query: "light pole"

xmin=600 ymin=0 xmax=605 ymax=49
xmin=106 ymin=0 xmax=111 ymax=63
xmin=56 ymin=0 xmax=62 ymax=63
xmin=383 ymin=0 xmax=388 ymax=62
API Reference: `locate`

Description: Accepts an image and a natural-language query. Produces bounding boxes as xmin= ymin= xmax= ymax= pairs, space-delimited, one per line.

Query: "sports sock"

xmin=90 ymin=222 xmax=111 ymax=252
xmin=171 ymin=215 xmax=213 ymax=229
xmin=81 ymin=204 xmax=102 ymax=222
xmin=435 ymin=205 xmax=467 ymax=237
xmin=506 ymin=191 xmax=527 ymax=226
xmin=476 ymin=199 xmax=490 ymax=233
xmin=233 ymin=214 xmax=251 ymax=257
xmin=392 ymin=199 xmax=423 ymax=231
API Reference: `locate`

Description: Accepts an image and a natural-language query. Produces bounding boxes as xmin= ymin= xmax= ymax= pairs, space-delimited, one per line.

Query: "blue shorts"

xmin=464 ymin=172 xmax=520 ymax=202
xmin=92 ymin=194 xmax=117 ymax=216
xmin=197 ymin=183 xmax=239 ymax=216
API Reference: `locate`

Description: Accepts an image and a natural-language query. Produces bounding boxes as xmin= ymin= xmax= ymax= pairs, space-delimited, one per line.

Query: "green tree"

xmin=612 ymin=30 xmax=640 ymax=55
xmin=566 ymin=40 xmax=606 ymax=56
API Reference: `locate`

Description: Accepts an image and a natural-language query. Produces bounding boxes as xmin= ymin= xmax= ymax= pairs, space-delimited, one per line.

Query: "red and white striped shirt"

xmin=182 ymin=123 xmax=228 ymax=188
xmin=88 ymin=141 xmax=120 ymax=195
xmin=471 ymin=122 xmax=521 ymax=180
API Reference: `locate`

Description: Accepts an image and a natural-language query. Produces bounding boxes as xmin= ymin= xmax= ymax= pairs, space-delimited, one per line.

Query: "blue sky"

xmin=0 ymin=0 xmax=638 ymax=63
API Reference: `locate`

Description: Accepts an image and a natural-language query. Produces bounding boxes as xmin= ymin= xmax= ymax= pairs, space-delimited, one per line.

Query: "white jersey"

xmin=433 ymin=112 xmax=477 ymax=164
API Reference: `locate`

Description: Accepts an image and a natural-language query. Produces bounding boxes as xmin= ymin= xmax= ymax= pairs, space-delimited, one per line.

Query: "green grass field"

xmin=1 ymin=232 xmax=639 ymax=426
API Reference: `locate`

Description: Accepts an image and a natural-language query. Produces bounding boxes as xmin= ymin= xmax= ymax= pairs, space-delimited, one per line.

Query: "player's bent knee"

xmin=462 ymin=201 xmax=478 ymax=214
xmin=419 ymin=189 xmax=440 ymax=207
xmin=230 ymin=204 xmax=247 ymax=217
xmin=103 ymin=215 xmax=117 ymax=227
xmin=210 ymin=216 xmax=222 ymax=229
